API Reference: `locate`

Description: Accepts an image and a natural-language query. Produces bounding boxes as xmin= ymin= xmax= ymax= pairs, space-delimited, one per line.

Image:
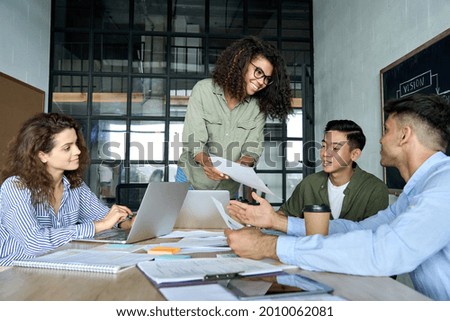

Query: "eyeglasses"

xmin=250 ymin=62 xmax=273 ymax=86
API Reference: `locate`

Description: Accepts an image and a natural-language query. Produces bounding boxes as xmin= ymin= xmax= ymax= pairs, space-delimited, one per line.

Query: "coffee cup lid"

xmin=303 ymin=204 xmax=331 ymax=212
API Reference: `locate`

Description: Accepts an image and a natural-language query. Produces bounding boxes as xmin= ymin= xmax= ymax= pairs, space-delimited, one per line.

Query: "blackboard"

xmin=0 ymin=72 xmax=45 ymax=166
xmin=380 ymin=28 xmax=450 ymax=193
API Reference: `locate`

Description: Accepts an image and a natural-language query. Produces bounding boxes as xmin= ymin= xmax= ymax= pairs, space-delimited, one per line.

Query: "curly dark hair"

xmin=212 ymin=36 xmax=293 ymax=121
xmin=0 ymin=112 xmax=89 ymax=205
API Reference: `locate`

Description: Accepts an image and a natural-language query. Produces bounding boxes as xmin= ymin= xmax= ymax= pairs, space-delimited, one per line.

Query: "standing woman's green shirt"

xmin=179 ymin=79 xmax=265 ymax=196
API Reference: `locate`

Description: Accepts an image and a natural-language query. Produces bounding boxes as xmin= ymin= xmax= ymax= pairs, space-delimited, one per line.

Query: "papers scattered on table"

xmin=162 ymin=236 xmax=228 ymax=247
xmin=159 ymin=230 xmax=224 ymax=239
xmin=210 ymin=155 xmax=280 ymax=199
xmin=137 ymin=257 xmax=284 ymax=286
xmin=148 ymin=229 xmax=231 ymax=254
xmin=145 ymin=237 xmax=231 ymax=254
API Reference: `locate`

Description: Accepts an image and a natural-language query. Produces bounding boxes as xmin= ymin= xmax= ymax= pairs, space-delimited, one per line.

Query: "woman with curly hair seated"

xmin=0 ymin=113 xmax=133 ymax=265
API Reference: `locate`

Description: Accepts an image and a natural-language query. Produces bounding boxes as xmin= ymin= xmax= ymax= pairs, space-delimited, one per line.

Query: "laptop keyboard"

xmin=94 ymin=228 xmax=129 ymax=241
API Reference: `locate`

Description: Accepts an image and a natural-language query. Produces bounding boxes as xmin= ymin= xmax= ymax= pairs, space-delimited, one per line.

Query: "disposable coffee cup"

xmin=303 ymin=204 xmax=331 ymax=236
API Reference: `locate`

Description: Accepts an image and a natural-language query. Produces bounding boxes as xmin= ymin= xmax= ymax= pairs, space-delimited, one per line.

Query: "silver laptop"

xmin=76 ymin=182 xmax=189 ymax=244
xmin=174 ymin=190 xmax=230 ymax=229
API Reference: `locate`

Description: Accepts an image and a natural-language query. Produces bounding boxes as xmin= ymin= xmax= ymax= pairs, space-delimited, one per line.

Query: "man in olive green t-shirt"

xmin=280 ymin=120 xmax=388 ymax=221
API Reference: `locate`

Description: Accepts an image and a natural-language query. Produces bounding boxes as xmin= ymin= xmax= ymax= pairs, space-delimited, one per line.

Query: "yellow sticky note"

xmin=147 ymin=246 xmax=181 ymax=255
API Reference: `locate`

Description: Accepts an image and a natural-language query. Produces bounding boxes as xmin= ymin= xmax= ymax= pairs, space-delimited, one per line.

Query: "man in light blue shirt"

xmin=225 ymin=94 xmax=450 ymax=301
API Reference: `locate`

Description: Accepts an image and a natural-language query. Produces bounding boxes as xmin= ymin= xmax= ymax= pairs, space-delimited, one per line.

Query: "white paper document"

xmin=160 ymin=236 xmax=228 ymax=247
xmin=212 ymin=197 xmax=244 ymax=230
xmin=159 ymin=230 xmax=224 ymax=239
xmin=210 ymin=155 xmax=279 ymax=198
xmin=145 ymin=236 xmax=231 ymax=254
xmin=137 ymin=257 xmax=284 ymax=285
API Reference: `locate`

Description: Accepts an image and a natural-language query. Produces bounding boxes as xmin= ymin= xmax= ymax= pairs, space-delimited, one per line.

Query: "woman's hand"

xmin=94 ymin=204 xmax=133 ymax=233
xmin=117 ymin=213 xmax=137 ymax=230
xmin=202 ymin=164 xmax=229 ymax=181
xmin=195 ymin=152 xmax=229 ymax=181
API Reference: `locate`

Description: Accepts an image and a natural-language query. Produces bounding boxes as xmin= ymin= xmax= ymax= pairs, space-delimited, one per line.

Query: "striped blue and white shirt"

xmin=0 ymin=176 xmax=109 ymax=265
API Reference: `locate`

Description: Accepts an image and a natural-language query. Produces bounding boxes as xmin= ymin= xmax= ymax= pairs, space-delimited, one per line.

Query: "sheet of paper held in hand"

xmin=210 ymin=155 xmax=280 ymax=198
xmin=211 ymin=197 xmax=245 ymax=230
xmin=212 ymin=196 xmax=286 ymax=236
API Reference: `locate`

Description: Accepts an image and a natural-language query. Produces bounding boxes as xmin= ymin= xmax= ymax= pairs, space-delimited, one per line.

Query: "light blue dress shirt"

xmin=0 ymin=176 xmax=109 ymax=265
xmin=277 ymin=152 xmax=450 ymax=301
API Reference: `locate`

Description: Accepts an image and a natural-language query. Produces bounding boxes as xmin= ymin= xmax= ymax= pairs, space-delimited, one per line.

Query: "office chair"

xmin=115 ymin=183 xmax=148 ymax=212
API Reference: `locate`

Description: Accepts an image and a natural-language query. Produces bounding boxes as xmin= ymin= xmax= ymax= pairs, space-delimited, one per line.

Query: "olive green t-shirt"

xmin=280 ymin=165 xmax=389 ymax=221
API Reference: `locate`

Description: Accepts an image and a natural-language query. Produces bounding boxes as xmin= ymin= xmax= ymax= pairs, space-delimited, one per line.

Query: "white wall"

xmin=0 ymin=0 xmax=51 ymax=109
xmin=313 ymin=0 xmax=450 ymax=178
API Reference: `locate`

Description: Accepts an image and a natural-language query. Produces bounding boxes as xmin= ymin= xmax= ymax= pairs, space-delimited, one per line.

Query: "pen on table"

xmin=203 ymin=271 xmax=243 ymax=281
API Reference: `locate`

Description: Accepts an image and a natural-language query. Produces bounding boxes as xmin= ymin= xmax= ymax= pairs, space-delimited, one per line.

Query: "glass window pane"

xmin=170 ymin=78 xmax=197 ymax=117
xmin=52 ymin=75 xmax=89 ymax=115
xmin=172 ymin=0 xmax=205 ymax=33
xmin=90 ymin=120 xmax=126 ymax=161
xmin=283 ymin=42 xmax=311 ymax=72
xmin=167 ymin=164 xmax=179 ymax=182
xmin=134 ymin=0 xmax=167 ymax=31
xmin=282 ymin=0 xmax=311 ymax=38
xmin=291 ymin=80 xmax=303 ymax=103
xmin=286 ymin=173 xmax=303 ymax=200
xmin=73 ymin=117 xmax=89 ymax=146
xmin=129 ymin=164 xmax=165 ymax=183
xmin=93 ymin=0 xmax=129 ymax=30
xmin=207 ymin=38 xmax=235 ymax=73
xmin=169 ymin=121 xmax=184 ymax=161
xmin=93 ymin=34 xmax=129 ymax=73
xmin=130 ymin=121 xmax=165 ymax=161
xmin=264 ymin=119 xmax=282 ymax=140
xmin=209 ymin=0 xmax=243 ymax=34
xmin=255 ymin=173 xmax=282 ymax=204
xmin=92 ymin=76 xmax=128 ymax=115
xmin=286 ymin=140 xmax=303 ymax=170
xmin=248 ymin=0 xmax=277 ymax=37
xmin=287 ymin=109 xmax=303 ymax=138
xmin=132 ymin=77 xmax=166 ymax=116
xmin=132 ymin=36 xmax=167 ymax=74
xmin=257 ymin=141 xmax=283 ymax=171
xmin=53 ymin=32 xmax=89 ymax=72
xmin=54 ymin=0 xmax=90 ymax=29
xmin=171 ymin=37 xmax=204 ymax=74
xmin=89 ymin=164 xmax=122 ymax=207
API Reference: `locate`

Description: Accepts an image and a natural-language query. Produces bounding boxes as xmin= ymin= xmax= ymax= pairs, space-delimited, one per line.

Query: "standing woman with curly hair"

xmin=177 ymin=36 xmax=292 ymax=197
xmin=0 ymin=113 xmax=133 ymax=265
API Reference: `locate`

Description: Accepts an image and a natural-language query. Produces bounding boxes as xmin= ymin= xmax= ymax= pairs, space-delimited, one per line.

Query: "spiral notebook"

xmin=13 ymin=249 xmax=154 ymax=274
